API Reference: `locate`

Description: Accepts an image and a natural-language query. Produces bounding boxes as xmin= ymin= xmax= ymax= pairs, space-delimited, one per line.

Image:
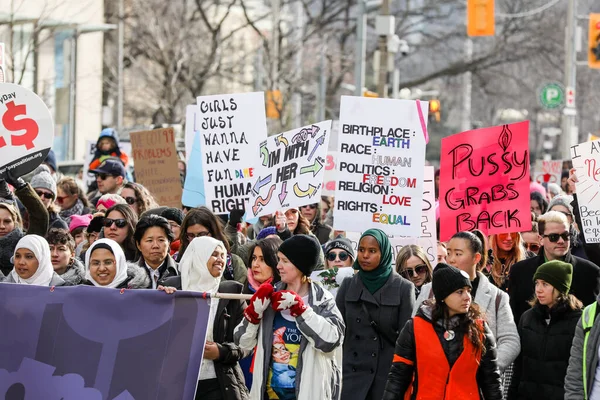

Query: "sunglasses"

xmin=35 ymin=191 xmax=54 ymax=200
xmin=524 ymin=243 xmax=541 ymax=252
xmin=103 ymin=218 xmax=128 ymax=228
xmin=187 ymin=231 xmax=210 ymax=241
xmin=95 ymin=173 xmax=115 ymax=180
xmin=543 ymin=232 xmax=570 ymax=243
xmin=55 ymin=195 xmax=68 ymax=203
xmin=122 ymin=196 xmax=136 ymax=205
xmin=326 ymin=251 xmax=350 ymax=262
xmin=401 ymin=265 xmax=428 ymax=279
xmin=301 ymin=204 xmax=317 ymax=209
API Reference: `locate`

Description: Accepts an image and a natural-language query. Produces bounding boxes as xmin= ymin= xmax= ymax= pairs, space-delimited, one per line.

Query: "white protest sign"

xmin=247 ymin=121 xmax=332 ymax=218
xmin=322 ymin=151 xmax=337 ymax=196
xmin=0 ymin=83 xmax=53 ymax=178
xmin=533 ymin=159 xmax=562 ymax=184
xmin=345 ymin=165 xmax=437 ymax=266
xmin=572 ymin=141 xmax=600 ymax=242
xmin=334 ymin=96 xmax=427 ymax=236
xmin=197 ymin=92 xmax=268 ymax=214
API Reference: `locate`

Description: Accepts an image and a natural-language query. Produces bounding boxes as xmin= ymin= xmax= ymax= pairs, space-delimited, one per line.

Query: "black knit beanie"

xmin=278 ymin=235 xmax=321 ymax=276
xmin=533 ymin=260 xmax=573 ymax=294
xmin=432 ymin=263 xmax=472 ymax=303
xmin=324 ymin=237 xmax=355 ymax=260
xmin=161 ymin=207 xmax=184 ymax=226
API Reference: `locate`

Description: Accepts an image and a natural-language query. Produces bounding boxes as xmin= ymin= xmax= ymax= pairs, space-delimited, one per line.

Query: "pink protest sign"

xmin=439 ymin=121 xmax=531 ymax=241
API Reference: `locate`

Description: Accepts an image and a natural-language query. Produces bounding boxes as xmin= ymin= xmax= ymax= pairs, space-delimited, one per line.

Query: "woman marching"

xmin=508 ymin=261 xmax=582 ymax=400
xmin=336 ymin=229 xmax=415 ymax=400
xmin=383 ymin=263 xmax=503 ymax=399
xmin=160 ymin=237 xmax=249 ymax=400
xmin=395 ymin=244 xmax=433 ymax=298
xmin=234 ymin=235 xmax=345 ymax=400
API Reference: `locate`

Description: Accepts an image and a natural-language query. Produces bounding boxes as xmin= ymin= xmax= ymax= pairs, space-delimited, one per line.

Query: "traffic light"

xmin=467 ymin=0 xmax=495 ymax=37
xmin=589 ymin=14 xmax=600 ymax=69
xmin=429 ymin=99 xmax=441 ymax=122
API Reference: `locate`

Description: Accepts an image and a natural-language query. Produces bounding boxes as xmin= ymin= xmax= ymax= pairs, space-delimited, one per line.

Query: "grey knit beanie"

xmin=30 ymin=171 xmax=57 ymax=198
xmin=548 ymin=194 xmax=574 ymax=215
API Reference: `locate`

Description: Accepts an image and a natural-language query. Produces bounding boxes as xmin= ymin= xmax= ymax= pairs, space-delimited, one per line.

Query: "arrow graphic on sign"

xmin=300 ymin=158 xmax=323 ymax=177
xmin=253 ymin=184 xmax=276 ymax=215
xmin=276 ymin=134 xmax=289 ymax=147
xmin=308 ymin=134 xmax=326 ymax=161
xmin=260 ymin=144 xmax=269 ymax=166
xmin=293 ymin=183 xmax=319 ymax=198
xmin=279 ymin=181 xmax=288 ymax=205
xmin=252 ymin=174 xmax=272 ymax=196
xmin=292 ymin=125 xmax=320 ymax=143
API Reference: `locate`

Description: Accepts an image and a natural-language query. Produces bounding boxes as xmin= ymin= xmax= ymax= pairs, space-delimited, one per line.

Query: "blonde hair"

xmin=489 ymin=232 xmax=526 ymax=286
xmin=0 ymin=202 xmax=22 ymax=230
xmin=538 ymin=211 xmax=569 ymax=235
xmin=395 ymin=244 xmax=433 ymax=284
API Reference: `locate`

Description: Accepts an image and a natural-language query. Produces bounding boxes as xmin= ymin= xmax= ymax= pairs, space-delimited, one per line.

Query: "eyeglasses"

xmin=186 ymin=231 xmax=210 ymax=241
xmin=35 ymin=191 xmax=54 ymax=200
xmin=301 ymin=204 xmax=317 ymax=209
xmin=326 ymin=251 xmax=350 ymax=262
xmin=122 ymin=196 xmax=136 ymax=205
xmin=543 ymin=232 xmax=570 ymax=243
xmin=103 ymin=218 xmax=128 ymax=228
xmin=401 ymin=265 xmax=428 ymax=279
xmin=524 ymin=243 xmax=541 ymax=252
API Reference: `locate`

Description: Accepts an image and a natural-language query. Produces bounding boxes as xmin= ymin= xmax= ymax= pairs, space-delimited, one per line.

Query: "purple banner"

xmin=0 ymin=284 xmax=210 ymax=399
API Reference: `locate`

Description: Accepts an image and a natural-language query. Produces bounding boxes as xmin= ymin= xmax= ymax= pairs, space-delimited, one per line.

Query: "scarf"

xmin=247 ymin=268 xmax=273 ymax=293
xmin=10 ymin=235 xmax=54 ymax=286
xmin=353 ymin=229 xmax=393 ymax=294
xmin=59 ymin=199 xmax=84 ymax=221
xmin=85 ymin=239 xmax=129 ymax=288
xmin=179 ymin=236 xmax=225 ymax=293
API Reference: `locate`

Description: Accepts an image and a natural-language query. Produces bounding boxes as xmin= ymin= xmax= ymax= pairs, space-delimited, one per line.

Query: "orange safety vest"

xmin=404 ymin=316 xmax=483 ymax=400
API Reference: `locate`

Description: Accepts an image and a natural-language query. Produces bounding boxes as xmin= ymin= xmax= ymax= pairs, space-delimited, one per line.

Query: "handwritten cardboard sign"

xmin=571 ymin=140 xmax=600 ymax=242
xmin=322 ymin=151 xmax=338 ymax=196
xmin=0 ymin=83 xmax=54 ymax=179
xmin=439 ymin=121 xmax=531 ymax=241
xmin=196 ymin=92 xmax=267 ymax=214
xmin=130 ymin=127 xmax=182 ymax=208
xmin=345 ymin=165 xmax=437 ymax=266
xmin=247 ymin=121 xmax=332 ymax=218
xmin=533 ymin=159 xmax=562 ymax=184
xmin=333 ymin=96 xmax=427 ymax=236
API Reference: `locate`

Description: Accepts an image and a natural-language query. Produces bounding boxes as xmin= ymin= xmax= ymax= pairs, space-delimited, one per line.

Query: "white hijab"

xmin=10 ymin=235 xmax=54 ymax=286
xmin=85 ymin=238 xmax=129 ymax=288
xmin=179 ymin=236 xmax=225 ymax=293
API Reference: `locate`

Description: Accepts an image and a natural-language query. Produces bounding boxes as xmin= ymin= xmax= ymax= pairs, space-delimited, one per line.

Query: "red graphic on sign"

xmin=2 ymin=101 xmax=39 ymax=150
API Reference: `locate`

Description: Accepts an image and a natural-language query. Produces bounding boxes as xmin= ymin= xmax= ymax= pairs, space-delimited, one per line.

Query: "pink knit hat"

xmin=69 ymin=214 xmax=93 ymax=232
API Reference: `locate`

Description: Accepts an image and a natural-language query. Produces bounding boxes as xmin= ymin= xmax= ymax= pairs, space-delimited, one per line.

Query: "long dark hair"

xmin=105 ymin=203 xmax=138 ymax=259
xmin=427 ymin=298 xmax=486 ymax=355
xmin=451 ymin=230 xmax=487 ymax=271
xmin=179 ymin=207 xmax=230 ymax=258
xmin=121 ymin=182 xmax=158 ymax=216
xmin=247 ymin=237 xmax=282 ymax=282
xmin=294 ymin=213 xmax=311 ymax=235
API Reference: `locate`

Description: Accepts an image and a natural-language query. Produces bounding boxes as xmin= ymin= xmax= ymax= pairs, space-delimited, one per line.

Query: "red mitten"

xmin=244 ymin=282 xmax=274 ymax=324
xmin=271 ymin=290 xmax=307 ymax=317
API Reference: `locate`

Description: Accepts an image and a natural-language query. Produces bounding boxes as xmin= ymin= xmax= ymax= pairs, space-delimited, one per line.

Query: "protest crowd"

xmin=2 ymin=90 xmax=600 ymax=400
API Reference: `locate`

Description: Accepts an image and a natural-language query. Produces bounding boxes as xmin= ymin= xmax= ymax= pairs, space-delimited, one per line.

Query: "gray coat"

xmin=565 ymin=294 xmax=600 ymax=399
xmin=336 ymin=271 xmax=415 ymax=400
xmin=415 ymin=271 xmax=521 ymax=371
xmin=2 ymin=271 xmax=66 ymax=286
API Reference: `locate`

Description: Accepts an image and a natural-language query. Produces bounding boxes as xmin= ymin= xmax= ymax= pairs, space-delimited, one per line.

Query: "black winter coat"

xmin=382 ymin=308 xmax=503 ymax=400
xmin=161 ymin=276 xmax=249 ymax=400
xmin=508 ymin=250 xmax=600 ymax=323
xmin=508 ymin=302 xmax=582 ymax=400
xmin=336 ymin=272 xmax=415 ymax=400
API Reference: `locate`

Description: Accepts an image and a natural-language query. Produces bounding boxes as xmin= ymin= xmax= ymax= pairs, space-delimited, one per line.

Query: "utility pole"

xmin=461 ymin=38 xmax=473 ymax=132
xmin=354 ymin=0 xmax=366 ymax=96
xmin=117 ymin=0 xmax=124 ymax=132
xmin=562 ymin=0 xmax=577 ymax=159
xmin=291 ymin=0 xmax=303 ymax=128
xmin=376 ymin=0 xmax=390 ymax=98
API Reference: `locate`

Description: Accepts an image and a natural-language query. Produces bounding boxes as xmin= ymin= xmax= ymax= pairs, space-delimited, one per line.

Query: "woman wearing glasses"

xmin=102 ymin=204 xmax=139 ymax=262
xmin=311 ymin=237 xmax=356 ymax=296
xmin=299 ymin=202 xmax=333 ymax=245
xmin=31 ymin=169 xmax=65 ymax=229
xmin=56 ymin=177 xmax=93 ymax=224
xmin=487 ymin=232 xmax=526 ymax=292
xmin=395 ymin=245 xmax=433 ymax=298
xmin=119 ymin=182 xmax=158 ymax=217
xmin=177 ymin=207 xmax=247 ymax=285
xmin=521 ymin=214 xmax=542 ymax=257
xmin=336 ymin=229 xmax=414 ymax=400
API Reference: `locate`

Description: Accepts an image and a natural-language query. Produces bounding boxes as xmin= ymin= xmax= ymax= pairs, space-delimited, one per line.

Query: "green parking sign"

xmin=539 ymin=83 xmax=564 ymax=109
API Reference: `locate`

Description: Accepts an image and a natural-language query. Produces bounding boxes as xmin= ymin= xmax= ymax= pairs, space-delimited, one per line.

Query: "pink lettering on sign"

xmin=439 ymin=121 xmax=532 ymax=241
